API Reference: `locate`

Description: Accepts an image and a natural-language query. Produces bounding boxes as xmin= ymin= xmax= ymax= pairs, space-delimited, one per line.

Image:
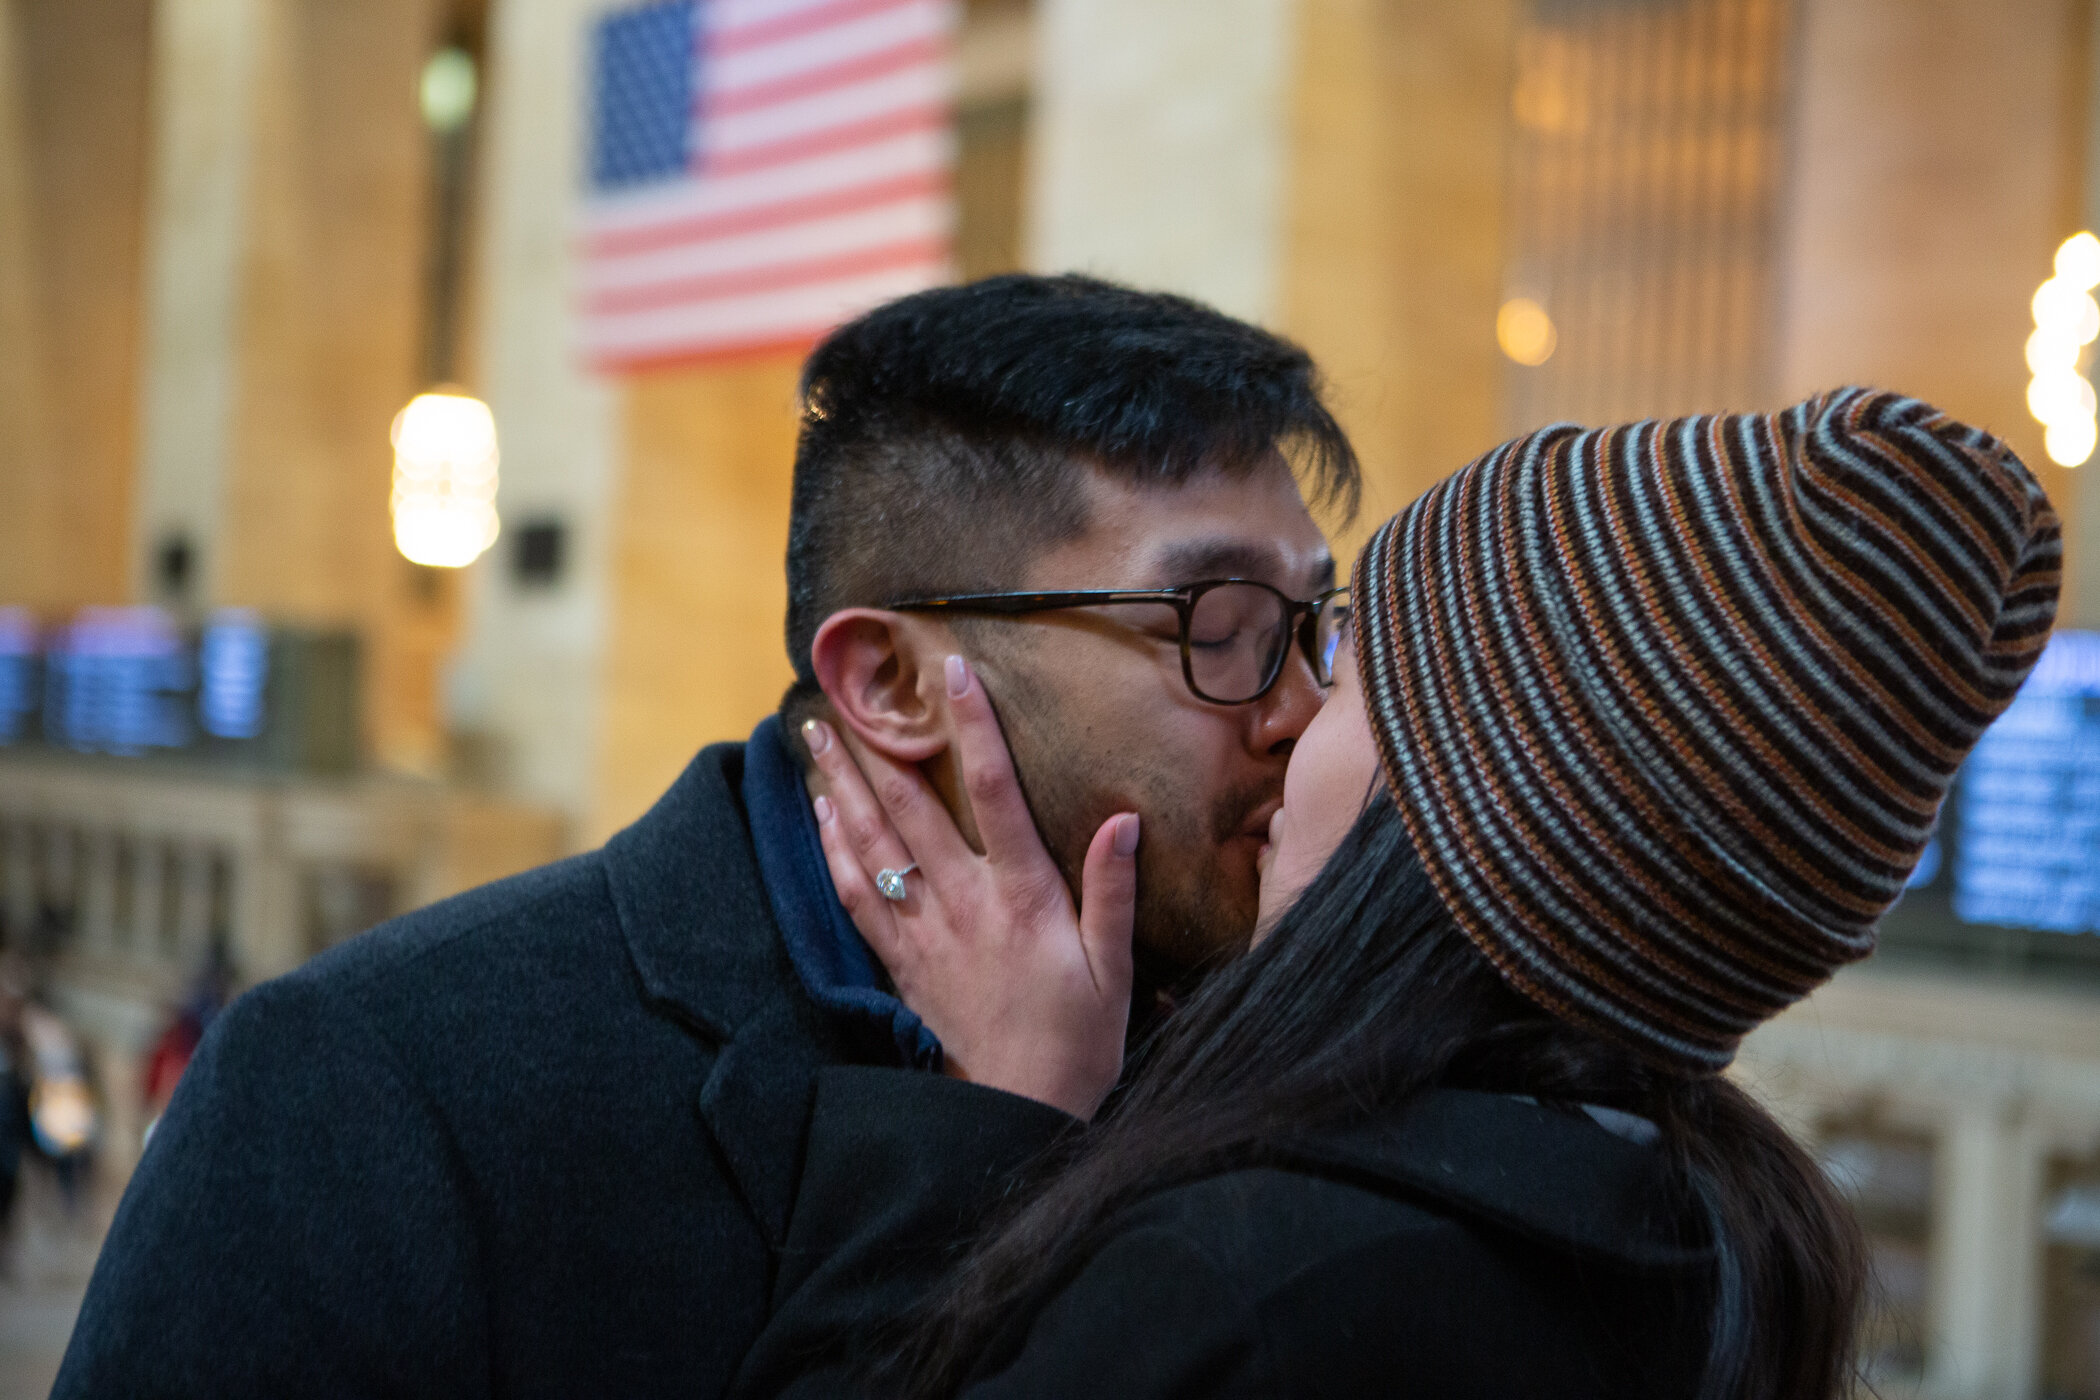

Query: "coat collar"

xmin=740 ymin=716 xmax=941 ymax=1068
xmin=1275 ymin=1089 xmax=1712 ymax=1273
xmin=602 ymin=741 xmax=788 ymax=1041
xmin=602 ymin=741 xmax=836 ymax=1247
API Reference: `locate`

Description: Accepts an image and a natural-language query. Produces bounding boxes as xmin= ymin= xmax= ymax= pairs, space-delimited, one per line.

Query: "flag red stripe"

xmin=699 ymin=104 xmax=945 ymax=178
xmin=709 ymin=0 xmax=926 ymax=57
xmin=586 ymin=168 xmax=948 ymax=258
xmin=585 ymin=236 xmax=947 ymax=314
xmin=589 ymin=328 xmax=833 ymax=375
xmin=698 ymin=34 xmax=945 ymax=117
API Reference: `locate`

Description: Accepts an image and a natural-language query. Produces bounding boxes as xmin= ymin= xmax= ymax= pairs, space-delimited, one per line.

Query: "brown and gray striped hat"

xmin=1354 ymin=387 xmax=2061 ymax=1072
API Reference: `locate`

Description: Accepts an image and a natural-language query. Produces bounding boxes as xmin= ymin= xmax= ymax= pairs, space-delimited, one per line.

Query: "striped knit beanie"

xmin=1354 ymin=388 xmax=2061 ymax=1072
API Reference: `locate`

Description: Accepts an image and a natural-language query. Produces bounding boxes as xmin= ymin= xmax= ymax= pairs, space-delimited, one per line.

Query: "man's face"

xmin=965 ymin=465 xmax=1333 ymax=982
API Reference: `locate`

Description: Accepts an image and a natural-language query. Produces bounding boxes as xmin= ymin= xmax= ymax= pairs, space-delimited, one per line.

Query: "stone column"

xmin=444 ymin=0 xmax=619 ymax=827
xmin=1027 ymin=0 xmax=1298 ymax=325
xmin=130 ymin=0 xmax=272 ymax=607
xmin=229 ymin=800 xmax=300 ymax=983
xmin=1928 ymin=1101 xmax=2046 ymax=1400
xmin=78 ymin=830 xmax=120 ymax=961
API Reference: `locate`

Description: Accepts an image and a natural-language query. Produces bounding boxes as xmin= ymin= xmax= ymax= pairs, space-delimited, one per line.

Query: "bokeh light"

xmin=1496 ymin=296 xmax=1558 ymax=366
xmin=391 ymin=391 xmax=501 ymax=568
xmin=2029 ymin=233 xmax=2099 ymax=466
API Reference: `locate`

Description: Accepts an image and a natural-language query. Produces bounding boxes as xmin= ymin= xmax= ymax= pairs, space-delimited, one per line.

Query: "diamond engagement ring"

xmin=876 ymin=864 xmax=918 ymax=902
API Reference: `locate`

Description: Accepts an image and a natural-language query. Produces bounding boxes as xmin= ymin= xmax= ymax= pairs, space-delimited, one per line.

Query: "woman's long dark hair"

xmin=887 ymin=793 xmax=1867 ymax=1399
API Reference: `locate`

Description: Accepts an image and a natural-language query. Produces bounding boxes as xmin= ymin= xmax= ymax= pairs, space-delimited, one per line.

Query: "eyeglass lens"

xmin=1186 ymin=584 xmax=1349 ymax=703
xmin=1314 ymin=593 xmax=1350 ymax=686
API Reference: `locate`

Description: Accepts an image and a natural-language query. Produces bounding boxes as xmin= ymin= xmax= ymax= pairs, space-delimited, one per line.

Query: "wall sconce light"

xmin=391 ymin=389 xmax=500 ymax=568
xmin=2027 ymin=232 xmax=2100 ymax=467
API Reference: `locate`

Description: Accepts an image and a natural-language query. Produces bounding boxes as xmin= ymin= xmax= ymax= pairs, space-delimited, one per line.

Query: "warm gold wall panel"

xmin=589 ymin=357 xmax=804 ymax=846
xmin=0 ymin=0 xmax=152 ymax=613
xmin=1499 ymin=0 xmax=1795 ymax=430
xmin=1778 ymin=0 xmax=2088 ymax=624
xmin=1281 ymin=0 xmax=1519 ymax=554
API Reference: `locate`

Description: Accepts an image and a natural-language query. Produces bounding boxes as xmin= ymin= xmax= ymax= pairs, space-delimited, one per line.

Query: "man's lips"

xmin=1252 ymin=804 xmax=1283 ymax=874
xmin=1241 ymin=800 xmax=1282 ymax=847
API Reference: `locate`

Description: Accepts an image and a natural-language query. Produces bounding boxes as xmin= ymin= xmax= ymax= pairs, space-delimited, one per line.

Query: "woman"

xmin=738 ymin=388 xmax=2062 ymax=1399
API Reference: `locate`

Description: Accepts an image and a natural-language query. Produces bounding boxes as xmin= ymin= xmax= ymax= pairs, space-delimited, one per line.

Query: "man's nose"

xmin=1251 ymin=654 xmax=1324 ymax=758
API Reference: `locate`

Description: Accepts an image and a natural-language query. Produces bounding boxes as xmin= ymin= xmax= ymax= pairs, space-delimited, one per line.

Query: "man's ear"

xmin=808 ymin=608 xmax=952 ymax=763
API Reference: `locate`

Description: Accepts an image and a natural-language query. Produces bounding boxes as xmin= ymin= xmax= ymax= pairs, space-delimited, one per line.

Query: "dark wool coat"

xmin=55 ymin=742 xmax=873 ymax=1399
xmin=735 ymin=1069 xmax=1719 ymax=1400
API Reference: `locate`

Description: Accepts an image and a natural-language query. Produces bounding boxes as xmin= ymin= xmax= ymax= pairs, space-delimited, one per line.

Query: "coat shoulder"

xmin=1124 ymin=1166 xmax=1468 ymax=1287
xmin=1121 ymin=1165 xmax=1705 ymax=1399
xmin=285 ymin=848 xmax=618 ymax=1004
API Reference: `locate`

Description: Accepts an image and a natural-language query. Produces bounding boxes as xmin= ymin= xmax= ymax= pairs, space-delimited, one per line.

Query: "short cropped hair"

xmin=782 ymin=274 xmax=1360 ymax=711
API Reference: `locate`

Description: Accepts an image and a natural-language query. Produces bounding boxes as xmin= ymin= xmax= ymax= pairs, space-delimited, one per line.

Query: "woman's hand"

xmin=803 ymin=655 xmax=1137 ymax=1121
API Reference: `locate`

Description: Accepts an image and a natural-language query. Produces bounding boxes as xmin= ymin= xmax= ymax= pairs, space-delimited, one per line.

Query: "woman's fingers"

xmin=801 ymin=719 xmax=900 ymax=872
xmin=839 ymin=724 xmax=976 ymax=873
xmin=1077 ymin=814 xmax=1139 ymax=998
xmin=812 ymin=793 xmax=900 ymax=963
xmin=945 ymin=656 xmax=1051 ymax=869
xmin=801 ymin=719 xmax=917 ymax=884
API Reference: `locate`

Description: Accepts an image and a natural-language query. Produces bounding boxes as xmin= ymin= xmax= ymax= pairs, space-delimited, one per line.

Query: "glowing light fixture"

xmin=1497 ymin=296 xmax=1558 ymax=367
xmin=391 ymin=390 xmax=500 ymax=568
xmin=2027 ymin=232 xmax=2100 ymax=466
xmin=420 ymin=47 xmax=477 ymax=133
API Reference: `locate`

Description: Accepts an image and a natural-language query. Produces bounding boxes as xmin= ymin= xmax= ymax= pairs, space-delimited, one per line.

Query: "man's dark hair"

xmin=782 ymin=273 xmax=1361 ymax=715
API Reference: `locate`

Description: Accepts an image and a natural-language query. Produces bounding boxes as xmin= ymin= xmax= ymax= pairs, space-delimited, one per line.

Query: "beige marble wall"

xmin=1028 ymin=0 xmax=1297 ymax=325
xmin=447 ymin=0 xmax=621 ymax=824
xmin=131 ymin=0 xmax=265 ymax=607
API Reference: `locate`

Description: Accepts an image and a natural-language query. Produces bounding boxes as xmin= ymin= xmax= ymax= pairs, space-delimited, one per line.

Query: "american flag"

xmin=580 ymin=0 xmax=958 ymax=370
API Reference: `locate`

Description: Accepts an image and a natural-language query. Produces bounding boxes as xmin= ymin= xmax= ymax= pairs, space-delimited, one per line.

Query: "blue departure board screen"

xmin=1883 ymin=629 xmax=2100 ymax=978
xmin=0 ymin=608 xmax=35 ymax=744
xmin=0 ymin=607 xmax=273 ymax=758
xmin=0 ymin=607 xmax=354 ymax=774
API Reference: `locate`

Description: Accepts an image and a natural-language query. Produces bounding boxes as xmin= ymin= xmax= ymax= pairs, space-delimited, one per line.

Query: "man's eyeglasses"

xmin=885 ymin=580 xmax=1352 ymax=706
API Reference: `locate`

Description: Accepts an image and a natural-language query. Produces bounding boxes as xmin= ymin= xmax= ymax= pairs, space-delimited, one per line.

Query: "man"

xmin=54 ymin=275 xmax=1359 ymax=1398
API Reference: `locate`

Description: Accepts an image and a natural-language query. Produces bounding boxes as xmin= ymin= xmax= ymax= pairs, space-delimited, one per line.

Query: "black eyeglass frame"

xmin=885 ymin=579 xmax=1351 ymax=706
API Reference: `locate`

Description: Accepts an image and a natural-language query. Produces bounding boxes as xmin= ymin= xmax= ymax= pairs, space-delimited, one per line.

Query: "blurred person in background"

xmin=139 ymin=952 xmax=234 ymax=1146
xmin=18 ymin=985 xmax=97 ymax=1215
xmin=739 ymin=389 xmax=2062 ymax=1399
xmin=54 ymin=275 xmax=1359 ymax=1398
xmin=0 ymin=956 xmax=30 ymax=1250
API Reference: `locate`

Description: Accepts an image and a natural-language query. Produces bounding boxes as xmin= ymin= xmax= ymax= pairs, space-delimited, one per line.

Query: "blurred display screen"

xmin=0 ymin=607 xmax=34 ymax=743
xmin=44 ymin=607 xmax=195 ymax=755
xmin=0 ymin=606 xmax=357 ymax=774
xmin=1885 ymin=629 xmax=2100 ymax=978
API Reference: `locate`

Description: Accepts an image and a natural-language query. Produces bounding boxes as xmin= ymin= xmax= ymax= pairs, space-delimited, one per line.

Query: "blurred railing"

xmin=0 ymin=749 xmax=564 ymax=1168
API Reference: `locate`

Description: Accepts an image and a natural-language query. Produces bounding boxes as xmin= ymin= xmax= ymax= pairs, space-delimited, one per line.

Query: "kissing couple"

xmin=64 ymin=277 xmax=2060 ymax=1400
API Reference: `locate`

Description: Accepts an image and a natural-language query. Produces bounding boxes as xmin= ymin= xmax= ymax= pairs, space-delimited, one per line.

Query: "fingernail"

xmin=945 ymin=654 xmax=969 ymax=697
xmin=1113 ymin=813 xmax=1141 ymax=858
xmin=814 ymin=795 xmax=834 ymax=824
xmin=802 ymin=718 xmax=831 ymax=755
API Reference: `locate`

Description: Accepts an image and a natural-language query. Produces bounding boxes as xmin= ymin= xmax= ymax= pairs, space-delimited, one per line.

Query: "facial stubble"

xmin=981 ymin=660 xmax=1272 ymax=985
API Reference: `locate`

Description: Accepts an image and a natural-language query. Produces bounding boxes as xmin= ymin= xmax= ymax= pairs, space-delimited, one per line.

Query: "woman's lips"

xmin=1254 ymin=808 xmax=1284 ymax=875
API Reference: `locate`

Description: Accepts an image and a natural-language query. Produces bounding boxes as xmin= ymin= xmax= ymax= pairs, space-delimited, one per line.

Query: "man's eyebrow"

xmin=1151 ymin=539 xmax=1279 ymax=583
xmin=1150 ymin=539 xmax=1335 ymax=591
